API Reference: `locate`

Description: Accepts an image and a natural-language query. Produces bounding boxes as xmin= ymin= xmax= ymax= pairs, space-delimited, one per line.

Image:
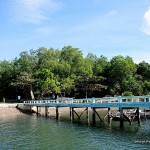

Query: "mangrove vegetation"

xmin=0 ymin=45 xmax=150 ymax=101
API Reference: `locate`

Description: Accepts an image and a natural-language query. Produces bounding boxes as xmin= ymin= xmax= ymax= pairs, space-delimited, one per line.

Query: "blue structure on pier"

xmin=23 ymin=96 xmax=150 ymax=127
xmin=24 ymin=95 xmax=150 ymax=108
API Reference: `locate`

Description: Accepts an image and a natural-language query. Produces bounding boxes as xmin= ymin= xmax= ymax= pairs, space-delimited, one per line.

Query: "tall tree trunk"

xmin=30 ymin=85 xmax=35 ymax=100
xmin=85 ymin=91 xmax=88 ymax=98
xmin=55 ymin=93 xmax=58 ymax=99
xmin=30 ymin=90 xmax=35 ymax=100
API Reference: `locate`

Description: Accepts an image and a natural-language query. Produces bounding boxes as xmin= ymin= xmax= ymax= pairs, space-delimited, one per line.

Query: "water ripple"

xmin=0 ymin=115 xmax=150 ymax=150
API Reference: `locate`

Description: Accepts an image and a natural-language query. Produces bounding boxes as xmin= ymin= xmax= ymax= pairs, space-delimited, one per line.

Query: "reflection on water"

xmin=0 ymin=114 xmax=150 ymax=150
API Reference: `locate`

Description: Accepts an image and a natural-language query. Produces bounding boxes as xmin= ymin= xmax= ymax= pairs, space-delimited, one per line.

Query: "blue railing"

xmin=24 ymin=96 xmax=150 ymax=104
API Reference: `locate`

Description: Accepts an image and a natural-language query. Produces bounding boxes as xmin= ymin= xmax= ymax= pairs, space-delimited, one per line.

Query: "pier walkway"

xmin=23 ymin=96 xmax=150 ymax=127
xmin=24 ymin=96 xmax=150 ymax=108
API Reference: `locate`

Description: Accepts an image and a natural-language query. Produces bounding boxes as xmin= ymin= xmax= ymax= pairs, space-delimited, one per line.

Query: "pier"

xmin=22 ymin=96 xmax=150 ymax=128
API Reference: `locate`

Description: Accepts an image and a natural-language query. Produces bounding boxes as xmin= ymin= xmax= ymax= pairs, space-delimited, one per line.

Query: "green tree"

xmin=35 ymin=68 xmax=60 ymax=99
xmin=60 ymin=77 xmax=75 ymax=97
xmin=16 ymin=50 xmax=37 ymax=73
xmin=137 ymin=61 xmax=150 ymax=80
xmin=75 ymin=76 xmax=107 ymax=98
xmin=59 ymin=46 xmax=93 ymax=97
xmin=94 ymin=55 xmax=109 ymax=76
xmin=60 ymin=45 xmax=92 ymax=77
xmin=0 ymin=60 xmax=16 ymax=99
xmin=143 ymin=80 xmax=150 ymax=95
xmin=122 ymin=75 xmax=143 ymax=95
xmin=108 ymin=56 xmax=137 ymax=95
xmin=10 ymin=72 xmax=35 ymax=99
xmin=136 ymin=61 xmax=150 ymax=95
xmin=36 ymin=47 xmax=61 ymax=72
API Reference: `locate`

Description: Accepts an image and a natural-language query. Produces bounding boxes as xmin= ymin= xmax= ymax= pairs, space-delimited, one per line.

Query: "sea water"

xmin=0 ymin=113 xmax=150 ymax=150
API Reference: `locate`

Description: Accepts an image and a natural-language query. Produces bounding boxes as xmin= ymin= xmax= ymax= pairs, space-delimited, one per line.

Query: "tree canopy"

xmin=0 ymin=45 xmax=149 ymax=101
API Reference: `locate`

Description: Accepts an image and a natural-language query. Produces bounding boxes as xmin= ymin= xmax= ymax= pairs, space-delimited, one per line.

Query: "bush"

xmin=123 ymin=91 xmax=133 ymax=96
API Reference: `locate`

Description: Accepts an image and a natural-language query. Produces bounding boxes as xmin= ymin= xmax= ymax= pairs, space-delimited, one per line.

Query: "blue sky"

xmin=0 ymin=0 xmax=150 ymax=63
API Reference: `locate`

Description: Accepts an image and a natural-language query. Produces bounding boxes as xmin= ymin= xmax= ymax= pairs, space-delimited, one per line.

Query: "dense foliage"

xmin=0 ymin=45 xmax=150 ymax=100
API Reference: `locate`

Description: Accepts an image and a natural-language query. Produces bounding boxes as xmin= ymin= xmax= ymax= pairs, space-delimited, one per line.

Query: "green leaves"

xmin=108 ymin=56 xmax=137 ymax=95
xmin=75 ymin=76 xmax=107 ymax=98
xmin=0 ymin=46 xmax=150 ymax=100
xmin=137 ymin=61 xmax=150 ymax=80
xmin=35 ymin=69 xmax=60 ymax=98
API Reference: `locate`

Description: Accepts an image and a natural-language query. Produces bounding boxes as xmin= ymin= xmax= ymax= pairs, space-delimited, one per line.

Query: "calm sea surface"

xmin=0 ymin=113 xmax=150 ymax=150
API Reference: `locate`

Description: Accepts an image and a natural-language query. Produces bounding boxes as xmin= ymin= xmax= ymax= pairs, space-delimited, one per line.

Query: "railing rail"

xmin=24 ymin=96 xmax=150 ymax=104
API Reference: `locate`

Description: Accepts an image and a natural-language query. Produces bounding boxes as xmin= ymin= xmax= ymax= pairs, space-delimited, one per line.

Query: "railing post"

xmin=71 ymin=98 xmax=73 ymax=103
xmin=132 ymin=98 xmax=133 ymax=102
xmin=86 ymin=98 xmax=88 ymax=103
xmin=100 ymin=99 xmax=102 ymax=103
xmin=118 ymin=96 xmax=122 ymax=103
xmin=92 ymin=98 xmax=95 ymax=103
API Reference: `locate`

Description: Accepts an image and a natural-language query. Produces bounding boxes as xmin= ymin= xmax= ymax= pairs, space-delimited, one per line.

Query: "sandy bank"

xmin=0 ymin=103 xmax=22 ymax=116
xmin=0 ymin=103 xmax=17 ymax=108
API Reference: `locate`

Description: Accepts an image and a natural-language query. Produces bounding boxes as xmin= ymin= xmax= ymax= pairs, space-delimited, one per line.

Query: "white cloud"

xmin=9 ymin=0 xmax=60 ymax=24
xmin=143 ymin=7 xmax=150 ymax=35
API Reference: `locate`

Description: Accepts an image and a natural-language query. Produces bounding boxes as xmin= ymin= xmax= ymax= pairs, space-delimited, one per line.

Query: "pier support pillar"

xmin=70 ymin=107 xmax=72 ymax=122
xmin=36 ymin=106 xmax=39 ymax=115
xmin=30 ymin=106 xmax=32 ymax=113
xmin=45 ymin=107 xmax=48 ymax=117
xmin=86 ymin=107 xmax=90 ymax=124
xmin=108 ymin=108 xmax=111 ymax=123
xmin=119 ymin=107 xmax=123 ymax=128
xmin=144 ymin=109 xmax=147 ymax=120
xmin=92 ymin=108 xmax=96 ymax=125
xmin=136 ymin=108 xmax=140 ymax=124
xmin=70 ymin=107 xmax=74 ymax=122
xmin=56 ymin=107 xmax=59 ymax=120
xmin=72 ymin=108 xmax=74 ymax=121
